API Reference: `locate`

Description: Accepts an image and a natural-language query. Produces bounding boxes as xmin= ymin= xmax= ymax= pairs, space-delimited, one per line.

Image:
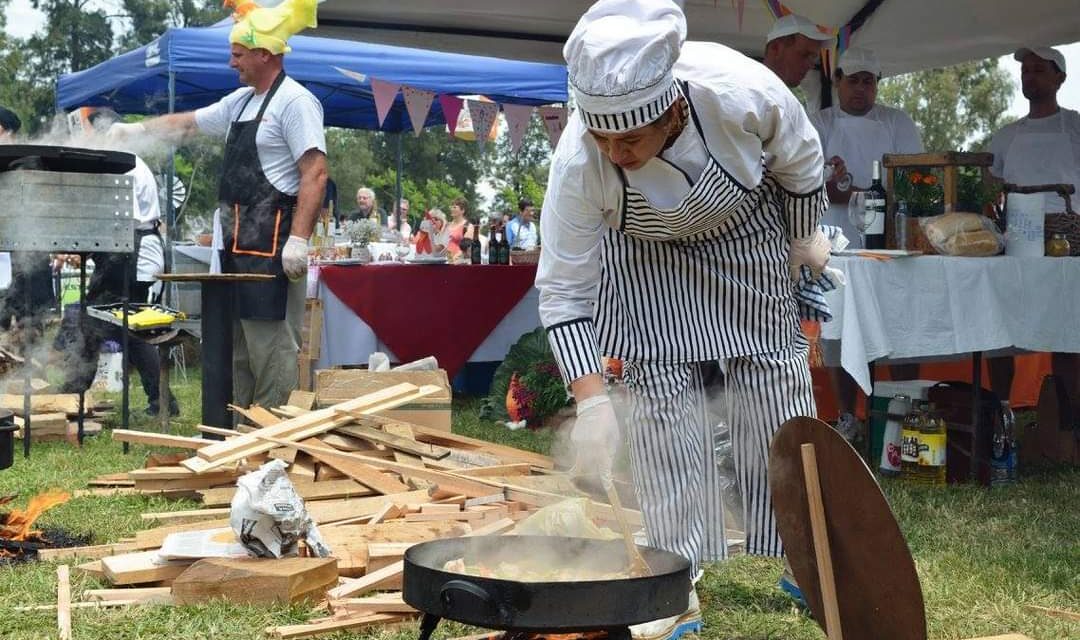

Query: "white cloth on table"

xmin=821 ymin=255 xmax=1080 ymax=394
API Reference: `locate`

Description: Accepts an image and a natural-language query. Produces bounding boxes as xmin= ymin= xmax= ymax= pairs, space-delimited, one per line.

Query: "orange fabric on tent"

xmin=806 ymin=319 xmax=1051 ymax=421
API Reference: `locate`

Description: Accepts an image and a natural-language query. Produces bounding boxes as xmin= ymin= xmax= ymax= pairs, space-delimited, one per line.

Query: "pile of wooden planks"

xmin=39 ymin=382 xmax=637 ymax=639
xmin=1 ymin=390 xmax=105 ymax=442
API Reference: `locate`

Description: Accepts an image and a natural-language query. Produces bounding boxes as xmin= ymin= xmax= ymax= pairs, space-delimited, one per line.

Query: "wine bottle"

xmin=470 ymin=224 xmax=482 ymax=265
xmin=497 ymin=229 xmax=511 ymax=265
xmin=865 ymin=160 xmax=887 ymax=249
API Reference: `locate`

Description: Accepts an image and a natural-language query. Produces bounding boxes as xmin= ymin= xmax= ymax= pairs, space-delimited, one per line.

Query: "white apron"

xmin=821 ymin=113 xmax=892 ymax=247
xmin=1002 ymin=113 xmax=1080 ymax=213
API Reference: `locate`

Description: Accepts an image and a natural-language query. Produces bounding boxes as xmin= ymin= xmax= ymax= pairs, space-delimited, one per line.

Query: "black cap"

xmin=0 ymin=107 xmax=21 ymax=134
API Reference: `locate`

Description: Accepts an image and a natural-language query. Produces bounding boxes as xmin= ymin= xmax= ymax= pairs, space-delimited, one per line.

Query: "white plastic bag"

xmin=229 ymin=460 xmax=331 ymax=558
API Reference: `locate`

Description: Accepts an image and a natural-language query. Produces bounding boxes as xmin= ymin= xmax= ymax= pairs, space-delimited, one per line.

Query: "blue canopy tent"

xmin=56 ymin=22 xmax=567 ymax=278
xmin=56 ymin=21 xmax=568 ymax=130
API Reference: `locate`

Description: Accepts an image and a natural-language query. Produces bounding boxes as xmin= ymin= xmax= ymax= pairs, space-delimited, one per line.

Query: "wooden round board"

xmin=769 ymin=417 xmax=926 ymax=640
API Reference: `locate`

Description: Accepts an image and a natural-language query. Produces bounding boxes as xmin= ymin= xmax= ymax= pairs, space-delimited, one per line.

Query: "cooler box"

xmin=869 ymin=380 xmax=939 ymax=467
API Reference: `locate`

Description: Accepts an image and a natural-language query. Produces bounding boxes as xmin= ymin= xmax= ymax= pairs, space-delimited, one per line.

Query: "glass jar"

xmin=1046 ymin=233 xmax=1071 ymax=257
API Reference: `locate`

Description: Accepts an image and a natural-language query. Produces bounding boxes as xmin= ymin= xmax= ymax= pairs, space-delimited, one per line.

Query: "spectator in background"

xmin=446 ymin=197 xmax=474 ymax=259
xmin=0 ymin=106 xmax=20 ymax=139
xmin=506 ymin=198 xmax=539 ymax=249
xmin=393 ymin=198 xmax=413 ymax=240
xmin=343 ymin=187 xmax=386 ymax=224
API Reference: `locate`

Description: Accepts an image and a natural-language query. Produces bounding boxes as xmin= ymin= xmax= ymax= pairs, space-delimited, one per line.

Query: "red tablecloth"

xmin=319 ymin=263 xmax=538 ymax=378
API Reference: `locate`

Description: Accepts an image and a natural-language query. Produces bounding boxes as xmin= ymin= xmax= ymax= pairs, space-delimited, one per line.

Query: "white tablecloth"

xmin=822 ymin=255 xmax=1080 ymax=394
xmin=316 ymin=280 xmax=541 ymax=370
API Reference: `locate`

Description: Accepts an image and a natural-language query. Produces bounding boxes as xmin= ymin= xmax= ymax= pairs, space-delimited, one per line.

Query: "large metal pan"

xmin=404 ymin=535 xmax=691 ymax=634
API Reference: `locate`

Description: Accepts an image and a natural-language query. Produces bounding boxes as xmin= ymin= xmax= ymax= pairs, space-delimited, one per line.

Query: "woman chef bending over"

xmin=538 ymin=0 xmax=828 ymax=584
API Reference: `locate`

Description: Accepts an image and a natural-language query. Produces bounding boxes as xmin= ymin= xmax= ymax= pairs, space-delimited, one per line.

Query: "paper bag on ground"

xmin=229 ymin=460 xmax=331 ymax=559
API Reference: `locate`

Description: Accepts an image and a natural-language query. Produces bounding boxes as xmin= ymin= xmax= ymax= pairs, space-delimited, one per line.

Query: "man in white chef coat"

xmin=987 ymin=46 xmax=1080 ymax=417
xmin=762 ymin=13 xmax=833 ymax=89
xmin=809 ymin=47 xmax=924 ymax=441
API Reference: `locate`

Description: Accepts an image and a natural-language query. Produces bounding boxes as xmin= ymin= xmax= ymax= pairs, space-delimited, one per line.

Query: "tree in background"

xmin=488 ymin=115 xmax=552 ymax=217
xmin=878 ymin=58 xmax=1015 ymax=152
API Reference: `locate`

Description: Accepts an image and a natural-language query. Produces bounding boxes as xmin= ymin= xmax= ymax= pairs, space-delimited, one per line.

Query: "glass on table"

xmin=847 ymin=191 xmax=878 ymax=248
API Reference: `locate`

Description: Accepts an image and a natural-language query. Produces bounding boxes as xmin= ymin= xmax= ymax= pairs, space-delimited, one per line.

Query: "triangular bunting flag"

xmin=502 ymin=103 xmax=534 ymax=155
xmin=539 ymin=105 xmax=568 ymax=149
xmin=402 ymin=86 xmax=436 ymax=136
xmin=439 ymin=94 xmax=465 ymax=136
xmin=370 ymin=77 xmax=400 ymax=128
xmin=467 ymin=99 xmax=499 ymax=149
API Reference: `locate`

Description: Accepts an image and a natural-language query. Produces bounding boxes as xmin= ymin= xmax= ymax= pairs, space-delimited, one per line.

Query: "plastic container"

xmin=869 ymin=379 xmax=939 ymax=466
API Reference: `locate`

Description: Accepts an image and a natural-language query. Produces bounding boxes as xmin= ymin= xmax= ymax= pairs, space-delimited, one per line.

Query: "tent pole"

xmin=164 ymin=71 xmax=177 ymax=306
xmin=395 ymin=132 xmax=403 ymax=220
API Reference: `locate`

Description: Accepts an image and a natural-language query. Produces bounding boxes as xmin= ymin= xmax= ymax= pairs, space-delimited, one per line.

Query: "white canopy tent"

xmin=314 ymin=0 xmax=1079 ymax=77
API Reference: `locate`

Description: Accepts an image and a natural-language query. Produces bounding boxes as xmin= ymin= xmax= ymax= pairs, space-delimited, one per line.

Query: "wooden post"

xmin=57 ymin=564 xmax=72 ymax=640
xmin=800 ymin=443 xmax=843 ymax=640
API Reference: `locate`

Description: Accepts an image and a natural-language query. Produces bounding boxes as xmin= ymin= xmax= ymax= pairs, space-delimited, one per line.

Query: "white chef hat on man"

xmin=564 ymin=0 xmax=686 ymax=133
xmin=1013 ymin=46 xmax=1066 ymax=73
xmin=837 ymin=47 xmax=882 ymax=77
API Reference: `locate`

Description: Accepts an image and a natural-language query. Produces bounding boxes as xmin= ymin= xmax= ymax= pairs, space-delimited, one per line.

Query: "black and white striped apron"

xmin=599 ymin=88 xmax=816 ymax=565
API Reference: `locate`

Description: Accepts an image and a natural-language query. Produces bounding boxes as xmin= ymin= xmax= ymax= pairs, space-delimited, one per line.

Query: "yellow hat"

xmin=227 ymin=0 xmax=318 ymax=55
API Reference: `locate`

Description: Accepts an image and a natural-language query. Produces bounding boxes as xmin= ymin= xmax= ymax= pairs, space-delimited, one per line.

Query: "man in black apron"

xmin=109 ymin=1 xmax=326 ymax=415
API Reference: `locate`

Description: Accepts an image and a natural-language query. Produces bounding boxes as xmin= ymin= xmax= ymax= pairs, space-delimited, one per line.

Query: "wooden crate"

xmin=882 ymin=152 xmax=994 ymax=253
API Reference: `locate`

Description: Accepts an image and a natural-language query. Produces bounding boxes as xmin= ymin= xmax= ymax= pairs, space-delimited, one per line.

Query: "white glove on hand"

xmin=789 ymin=228 xmax=832 ymax=282
xmin=281 ymin=235 xmax=309 ymax=281
xmin=569 ymin=394 xmax=620 ymax=481
xmin=106 ymin=122 xmax=146 ymax=140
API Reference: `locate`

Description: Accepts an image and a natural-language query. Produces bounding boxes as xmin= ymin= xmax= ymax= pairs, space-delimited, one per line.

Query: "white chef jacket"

xmin=809 ymin=103 xmax=923 ymax=245
xmin=130 ymin=156 xmax=165 ymax=283
xmin=989 ymin=108 xmax=1080 ymax=212
xmin=538 ymin=41 xmax=826 ymax=382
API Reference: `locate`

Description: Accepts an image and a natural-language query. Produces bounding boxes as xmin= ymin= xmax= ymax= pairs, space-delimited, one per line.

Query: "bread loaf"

xmin=943 ymin=229 xmax=1002 ymax=256
xmin=924 ymin=212 xmax=986 ymax=247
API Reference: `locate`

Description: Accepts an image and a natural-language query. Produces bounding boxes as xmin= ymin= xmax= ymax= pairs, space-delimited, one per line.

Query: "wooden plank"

xmin=329 ymin=593 xmax=416 ymax=616
xmin=87 ymin=473 xmax=134 ymax=487
xmin=307 ymin=490 xmax=429 ymax=524
xmin=171 ymin=557 xmax=338 ymax=605
xmin=74 ymin=560 xmax=104 ymax=579
xmin=403 ymin=511 xmax=487 ymax=522
xmin=315 ymin=432 xmax=376 ymax=452
xmin=290 ymin=454 xmax=317 ymax=482
xmin=129 ymin=467 xmax=241 ymax=483
xmin=381 ymin=423 xmax=435 ymax=490
xmin=295 ymin=438 xmax=411 ymax=495
xmin=141 ymin=507 xmax=231 ymax=525
xmin=1 ymin=393 xmax=87 ymax=416
xmin=882 ymin=151 xmax=993 ymax=168
xmin=15 ymin=413 xmax=68 ymax=435
xmin=84 ymin=587 xmax=172 ymax=603
xmin=183 ymin=384 xmax=443 ymax=473
xmin=198 ymin=384 xmax=428 ymax=462
xmin=1023 ymin=604 xmax=1080 ymax=622
xmin=454 ymin=463 xmax=533 ymax=477
xmin=134 ymin=520 xmax=232 ymax=550
xmin=198 ymin=479 xmax=371 ymax=508
xmin=960 ymin=636 xmax=1035 ymax=640
xmin=288 ymin=390 xmax=317 ymax=411
xmin=409 ymin=423 xmax=554 ymax=469
xmin=230 ymin=404 xmax=282 ymax=428
xmin=334 ymin=422 xmax=451 ymax=459
xmin=315 ymin=463 xmax=347 ymax=482
xmin=57 ymin=565 xmax=71 ymax=640
xmin=38 ymin=542 xmax=137 ymax=562
xmin=266 ymin=613 xmax=410 ymax=640
xmin=267 ymin=446 xmax=299 ymax=464
xmin=111 ymin=430 xmax=208 ymax=450
xmin=253 ymin=435 xmax=497 ymax=498
xmin=196 ymin=425 xmax=241 ymax=438
xmin=100 ymin=551 xmax=193 ymax=585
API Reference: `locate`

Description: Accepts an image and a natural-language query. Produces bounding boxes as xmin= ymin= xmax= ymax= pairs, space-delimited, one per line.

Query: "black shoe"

xmin=146 ymin=398 xmax=180 ymax=417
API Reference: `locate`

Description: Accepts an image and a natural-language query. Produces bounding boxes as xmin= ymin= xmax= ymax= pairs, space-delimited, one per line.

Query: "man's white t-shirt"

xmin=194 ymin=75 xmax=326 ymax=195
xmin=130 ymin=156 xmax=165 ymax=283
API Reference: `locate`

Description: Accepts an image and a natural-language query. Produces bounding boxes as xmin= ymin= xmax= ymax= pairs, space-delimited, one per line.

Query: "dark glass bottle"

xmin=497 ymin=229 xmax=511 ymax=265
xmin=865 ymin=160 xmax=887 ymax=250
xmin=470 ymin=224 xmax=482 ymax=265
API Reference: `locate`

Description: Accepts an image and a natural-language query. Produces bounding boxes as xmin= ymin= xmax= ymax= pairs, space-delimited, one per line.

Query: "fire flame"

xmin=0 ymin=491 xmax=71 ymax=541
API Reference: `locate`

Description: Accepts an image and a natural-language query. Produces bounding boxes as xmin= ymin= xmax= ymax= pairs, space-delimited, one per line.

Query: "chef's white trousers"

xmin=621 ymin=337 xmax=815 ymax=569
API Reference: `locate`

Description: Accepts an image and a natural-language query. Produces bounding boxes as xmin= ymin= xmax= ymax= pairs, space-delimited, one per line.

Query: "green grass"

xmin=0 ymin=371 xmax=1077 ymax=639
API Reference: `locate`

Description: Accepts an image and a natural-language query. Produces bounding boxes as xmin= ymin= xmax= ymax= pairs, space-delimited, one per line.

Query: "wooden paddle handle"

xmin=801 ymin=443 xmax=843 ymax=640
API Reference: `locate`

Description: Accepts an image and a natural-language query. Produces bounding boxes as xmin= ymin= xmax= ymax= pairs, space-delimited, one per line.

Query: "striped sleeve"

xmin=783 ymin=185 xmax=828 ymax=240
xmin=547 ymin=318 xmax=604 ymax=384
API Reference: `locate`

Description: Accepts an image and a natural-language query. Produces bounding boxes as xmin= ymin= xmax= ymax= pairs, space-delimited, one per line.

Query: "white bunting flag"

xmin=467 ymin=99 xmax=499 ymax=149
xmin=370 ymin=77 xmax=401 ymax=128
xmin=502 ymin=103 xmax=535 ymax=155
xmin=402 ymin=86 xmax=436 ymax=136
xmin=539 ymin=105 xmax=568 ymax=149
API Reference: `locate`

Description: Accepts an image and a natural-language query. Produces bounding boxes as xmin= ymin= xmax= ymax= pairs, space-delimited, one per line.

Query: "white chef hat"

xmin=564 ymin=0 xmax=686 ymax=133
xmin=766 ymin=14 xmax=833 ymax=45
xmin=837 ymin=47 xmax=881 ymax=77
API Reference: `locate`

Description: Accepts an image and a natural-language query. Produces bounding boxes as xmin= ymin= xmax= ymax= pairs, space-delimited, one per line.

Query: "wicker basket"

xmin=1005 ymin=182 xmax=1079 ymax=256
xmin=510 ymin=248 xmax=541 ymax=265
